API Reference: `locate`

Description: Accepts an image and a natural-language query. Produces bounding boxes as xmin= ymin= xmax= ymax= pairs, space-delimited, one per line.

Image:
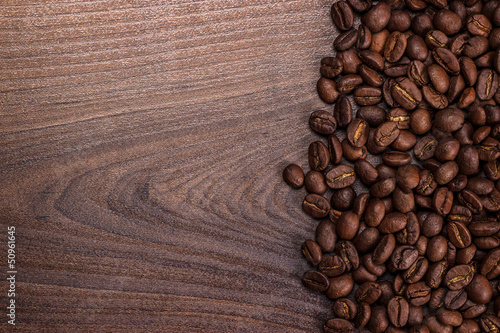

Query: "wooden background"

xmin=0 ymin=0 xmax=339 ymax=331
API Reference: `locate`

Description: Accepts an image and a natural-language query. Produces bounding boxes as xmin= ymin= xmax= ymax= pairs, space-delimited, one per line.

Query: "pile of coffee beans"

xmin=283 ymin=0 xmax=500 ymax=332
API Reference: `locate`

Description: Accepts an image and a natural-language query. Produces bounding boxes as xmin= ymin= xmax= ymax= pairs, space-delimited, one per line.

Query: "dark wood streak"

xmin=0 ymin=0 xmax=338 ymax=331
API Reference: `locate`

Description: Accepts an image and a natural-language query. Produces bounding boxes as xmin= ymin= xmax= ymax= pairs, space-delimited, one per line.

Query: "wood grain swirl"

xmin=0 ymin=1 xmax=337 ymax=331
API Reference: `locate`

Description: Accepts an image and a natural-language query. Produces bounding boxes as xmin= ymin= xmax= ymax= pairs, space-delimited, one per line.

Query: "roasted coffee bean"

xmin=405 ymin=281 xmax=431 ymax=306
xmin=333 ymin=96 xmax=352 ymax=128
xmin=333 ymin=298 xmax=357 ymax=320
xmin=403 ymin=256 xmax=428 ymax=284
xmin=426 ymin=30 xmax=449 ymax=49
xmin=326 ymin=273 xmax=354 ymax=299
xmin=411 ymin=13 xmax=433 ymax=36
xmin=476 ymin=69 xmax=499 ymax=100
xmin=354 ymin=86 xmax=382 ymax=105
xmin=445 ymin=264 xmax=475 ymax=290
xmin=422 ymin=84 xmax=449 ymax=109
xmin=464 ymin=36 xmax=490 ymax=59
xmin=331 ymin=1 xmax=354 ymax=31
xmin=433 ymin=9 xmax=462 ymax=35
xmin=355 ymin=281 xmax=381 ymax=304
xmin=434 ymin=107 xmax=465 ymax=132
xmin=319 ymin=254 xmax=346 ymax=278
xmin=447 ymin=221 xmax=472 ymax=248
xmin=423 ymin=315 xmax=453 ymax=333
xmin=379 ymin=211 xmax=407 ymax=233
xmin=315 ymin=219 xmax=337 ymax=253
xmin=448 ymin=174 xmax=469 ymax=192
xmin=467 ymin=274 xmax=493 ymax=304
xmin=365 ymin=199 xmax=386 ymax=227
xmin=426 ymin=260 xmax=449 ymax=289
xmin=346 ymin=118 xmax=369 ymax=147
xmin=352 ymin=264 xmax=378 ymax=283
xmin=337 ymin=49 xmax=362 ymax=74
xmin=303 ymin=193 xmax=330 ymax=218
xmin=337 ymin=74 xmax=363 ymax=94
xmin=324 ymin=318 xmax=354 ymax=333
xmin=392 ymin=186 xmax=415 ymax=213
xmin=309 ymin=109 xmax=338 ymax=136
xmin=484 ymin=160 xmax=500 ymax=180
xmin=367 ymin=305 xmax=389 ymax=333
xmin=334 ymin=29 xmax=358 ymax=51
xmin=374 ymin=121 xmax=400 ymax=146
xmin=302 ymin=269 xmax=330 ymax=292
xmin=434 ymin=137 xmax=460 ymax=162
xmin=414 ymin=135 xmax=438 ymax=160
xmin=283 ymin=164 xmax=304 ymax=188
xmin=317 ymin=77 xmax=340 ymax=103
xmin=387 ymin=9 xmax=411 ymax=32
xmin=387 ymin=296 xmax=409 ymax=327
xmin=433 ymin=187 xmax=454 ymax=216
xmin=359 ymin=64 xmax=384 ymax=86
xmin=480 ymin=248 xmax=500 ymax=279
xmin=407 ymin=304 xmax=424 ymax=326
xmin=467 ymin=14 xmax=492 ymax=38
xmin=354 ymin=159 xmax=379 ymax=185
xmin=428 ymin=63 xmax=450 ymax=94
xmin=419 ymin=211 xmax=444 ymax=237
xmin=460 ymin=56 xmax=478 ymax=86
xmin=483 ymin=189 xmax=500 ymax=212
xmin=390 ymin=129 xmax=417 ymax=151
xmin=433 ymin=47 xmax=460 ymax=75
xmin=477 ymin=137 xmax=500 ymax=161
xmin=458 ymin=189 xmax=483 ymax=213
xmin=304 ymin=170 xmax=327 ymax=195
xmin=410 ymin=108 xmax=432 ymax=135
xmin=391 ymin=77 xmax=422 ymax=110
xmin=336 ymin=240 xmax=360 ymax=271
xmin=357 ymin=106 xmax=386 ymax=127
xmin=363 ymin=253 xmax=386 ymax=276
xmin=354 ymin=302 xmax=371 ymax=329
xmin=359 ymin=49 xmax=385 ymax=71
xmin=301 ymin=239 xmax=322 ymax=265
xmin=385 ymin=31 xmax=407 ymax=63
xmin=435 ymin=161 xmax=459 ymax=185
xmin=448 ymin=74 xmax=466 ymax=102
xmin=407 ymin=35 xmax=429 ymax=62
xmin=391 ymin=245 xmax=418 ymax=270
xmin=455 ymin=319 xmax=481 ymax=333
xmin=485 ymin=105 xmax=500 ymax=126
xmin=427 ymin=235 xmax=449 ymax=262
xmin=456 ymin=244 xmax=477 ymax=264
xmin=457 ymin=145 xmax=480 ymax=175
xmin=347 ymin=0 xmax=372 ymax=12
xmin=320 ymin=57 xmax=344 ymax=78
xmin=382 ymin=151 xmax=411 ymax=167
xmin=326 ymin=165 xmax=356 ymax=189
xmin=373 ymin=233 xmax=396 ymax=264
xmin=429 ymin=287 xmax=447 ymax=311
xmin=327 ymin=134 xmax=343 ymax=164
xmin=336 ymin=211 xmax=359 ymax=240
xmin=341 ymin=138 xmax=367 ymax=161
xmin=361 ymin=2 xmax=391 ymax=33
xmin=387 ymin=108 xmax=410 ymax=129
xmin=445 ymin=288 xmax=468 ymax=310
xmin=354 ymin=227 xmax=380 ymax=253
xmin=330 ymin=186 xmax=355 ymax=211
xmin=479 ymin=314 xmax=500 ymax=333
xmin=396 ymin=164 xmax=420 ymax=192
xmin=308 ymin=140 xmax=329 ymax=171
xmin=370 ymin=177 xmax=397 ymax=198
xmin=395 ymin=212 xmax=420 ymax=245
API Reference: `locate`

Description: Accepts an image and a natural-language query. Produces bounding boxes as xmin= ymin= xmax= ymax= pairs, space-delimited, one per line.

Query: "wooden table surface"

xmin=0 ymin=1 xmax=338 ymax=331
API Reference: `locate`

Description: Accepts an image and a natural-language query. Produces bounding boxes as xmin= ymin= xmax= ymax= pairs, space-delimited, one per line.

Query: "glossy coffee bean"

xmin=315 ymin=219 xmax=337 ymax=253
xmin=331 ymin=1 xmax=354 ymax=31
xmin=302 ymin=269 xmax=329 ymax=292
xmin=303 ymin=194 xmax=330 ymax=218
xmin=301 ymin=239 xmax=322 ymax=265
xmin=308 ymin=140 xmax=329 ymax=171
xmin=283 ymin=164 xmax=304 ymax=188
xmin=320 ymin=57 xmax=344 ymax=78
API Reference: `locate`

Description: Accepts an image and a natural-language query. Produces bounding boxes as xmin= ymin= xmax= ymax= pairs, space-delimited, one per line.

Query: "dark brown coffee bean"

xmin=304 ymin=170 xmax=327 ymax=195
xmin=352 ymin=264 xmax=378 ymax=284
xmin=359 ymin=64 xmax=384 ymax=87
xmin=334 ymin=29 xmax=358 ymax=51
xmin=370 ymin=177 xmax=397 ymax=198
xmin=456 ymin=242 xmax=477 ymax=264
xmin=410 ymin=108 xmax=432 ymax=135
xmin=337 ymin=49 xmax=362 ymax=74
xmin=387 ymin=296 xmax=409 ymax=328
xmin=383 ymin=78 xmax=399 ymax=107
xmin=321 ymin=57 xmax=344 ymax=78
xmin=437 ymin=308 xmax=463 ymax=328
xmin=302 ymin=269 xmax=330 ymax=292
xmin=391 ymin=77 xmax=422 ymax=110
xmin=419 ymin=211 xmax=444 ymax=237
xmin=476 ymin=69 xmax=499 ymax=101
xmin=309 ymin=110 xmax=337 ymax=135
xmin=331 ymin=1 xmax=354 ymax=31
xmin=457 ymin=145 xmax=480 ymax=175
xmin=346 ymin=118 xmax=369 ymax=147
xmin=303 ymin=193 xmax=330 ymax=219
xmin=448 ymin=206 xmax=473 ymax=226
xmin=448 ymin=74 xmax=466 ymax=102
xmin=373 ymin=233 xmax=396 ymax=264
xmin=485 ymin=105 xmax=500 ymax=126
xmin=341 ymin=138 xmax=367 ymax=162
xmin=356 ymin=281 xmax=382 ymax=304
xmin=317 ymin=77 xmax=340 ymax=103
xmin=484 ymin=160 xmax=500 ymax=181
xmin=447 ymin=174 xmax=469 ymax=192
xmin=301 ymin=239 xmax=322 ymax=265
xmin=354 ymin=302 xmax=371 ymax=329
xmin=336 ymin=211 xmax=359 ymax=241
xmin=362 ymin=2 xmax=391 ymax=33
xmin=382 ymin=151 xmax=411 ymax=167
xmin=363 ymin=254 xmax=386 ymax=276
xmin=282 ymin=164 xmax=304 ymax=188
xmin=407 ymin=35 xmax=429 ymax=62
xmin=444 ymin=264 xmax=475 ymax=290
xmin=336 ymin=240 xmax=359 ymax=271
xmin=390 ymin=129 xmax=416 ymax=151
xmin=395 ymin=212 xmax=420 ymax=245
xmin=483 ymin=189 xmax=500 ymax=212
xmin=411 ymin=13 xmax=433 ymax=36
xmin=324 ymin=318 xmax=354 ymax=333
xmin=318 ymin=254 xmax=346 ymax=277
xmin=422 ymin=85 xmax=449 ymax=109
xmin=405 ymin=281 xmax=431 ymax=306
xmin=337 ymin=74 xmax=363 ymax=95
xmin=481 ymin=248 xmax=500 ymax=279
xmin=427 ymin=235 xmax=449 ymax=262
xmin=428 ymin=63 xmax=450 ymax=94
xmin=379 ymin=212 xmax=407 ymax=234
xmin=326 ymin=273 xmax=354 ymax=299
xmin=385 ymin=31 xmax=407 ymax=63
xmin=433 ymin=48 xmax=460 ymax=75
xmin=434 ymin=108 xmax=465 ymax=132
xmin=460 ymin=56 xmax=478 ymax=86
xmin=391 ymin=245 xmax=418 ymax=270
xmin=347 ymin=0 xmax=372 ymax=12
xmin=333 ymin=298 xmax=357 ymax=321
xmin=333 ymin=96 xmax=352 ymax=128
xmin=326 ymin=165 xmax=355 ymax=189
xmin=359 ymin=49 xmax=385 ymax=71
xmin=316 ymin=219 xmax=337 ymax=253
xmin=435 ymin=161 xmax=459 ymax=185
xmin=426 ymin=30 xmax=448 ymax=50
xmin=414 ymin=135 xmax=438 ymax=160
xmin=445 ymin=288 xmax=468 ymax=310
xmin=447 ymin=221 xmax=472 ymax=249
xmin=433 ymin=187 xmax=454 ymax=216
xmin=330 ymin=187 xmax=356 ymax=211
xmin=467 ymin=14 xmax=492 ymax=37
xmin=458 ymin=189 xmax=483 ymax=214
xmin=396 ymin=164 xmax=420 ymax=193
xmin=434 ymin=137 xmax=460 ymax=162
xmin=354 ymin=159 xmax=379 ymax=185
xmin=352 ymin=192 xmax=369 ymax=216
xmin=387 ymin=108 xmax=410 ymax=129
xmin=354 ymin=86 xmax=382 ymax=106
xmin=365 ymin=199 xmax=386 ymax=227
xmin=308 ymin=141 xmax=329 ymax=171
xmin=354 ymin=227 xmax=380 ymax=253
xmin=467 ymin=274 xmax=493 ymax=304
xmin=469 ymin=218 xmax=500 ymax=236
xmin=374 ymin=121 xmax=400 ymax=147
xmin=327 ymin=134 xmax=343 ymax=164
xmin=387 ymin=9 xmax=411 ymax=32
xmin=367 ymin=305 xmax=389 ymax=333
xmin=358 ymin=106 xmax=386 ymax=128
xmin=408 ymin=60 xmax=430 ymax=87
xmin=426 ymin=260 xmax=448 ymax=289
xmin=477 ymin=137 xmax=500 ymax=161
xmin=429 ymin=287 xmax=446 ymax=311
xmin=468 ymin=176 xmax=495 ymax=195
xmin=434 ymin=9 xmax=462 ymax=35
xmin=392 ymin=186 xmax=415 ymax=213
xmin=479 ymin=314 xmax=500 ymax=333
xmin=403 ymin=256 xmax=428 ymax=284
xmin=455 ymin=319 xmax=481 ymax=333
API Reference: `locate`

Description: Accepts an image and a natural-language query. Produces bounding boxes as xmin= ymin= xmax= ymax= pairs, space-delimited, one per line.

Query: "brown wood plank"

xmin=0 ymin=1 xmax=335 ymax=331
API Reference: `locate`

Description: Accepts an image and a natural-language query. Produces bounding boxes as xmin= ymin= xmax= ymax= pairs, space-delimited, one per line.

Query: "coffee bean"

xmin=320 ymin=57 xmax=344 ymax=78
xmin=434 ymin=107 xmax=465 ymax=132
xmin=479 ymin=314 xmax=500 ymax=333
xmin=354 ymin=159 xmax=379 ymax=185
xmin=353 ymin=192 xmax=370 ymax=216
xmin=464 ymin=36 xmax=490 ymax=59
xmin=337 ymin=74 xmax=363 ymax=94
xmin=359 ymin=49 xmax=385 ymax=71
xmin=433 ymin=47 xmax=460 ymax=75
xmin=337 ymin=49 xmax=362 ymax=74
xmin=435 ymin=161 xmax=459 ymax=185
xmin=476 ymin=69 xmax=499 ymax=100
xmin=325 ymin=164 xmax=356 ymax=189
xmin=427 ymin=235 xmax=449 ymax=262
xmin=327 ymin=134 xmax=343 ymax=164
xmin=467 ymin=14 xmax=492 ymax=38
xmin=326 ymin=273 xmax=354 ymax=299
xmin=455 ymin=319 xmax=481 ymax=333
xmin=407 ymin=35 xmax=429 ymax=61
xmin=370 ymin=177 xmax=397 ymax=198
xmin=445 ymin=288 xmax=468 ymax=310
xmin=434 ymin=137 xmax=460 ymax=162
xmin=447 ymin=221 xmax=472 ymax=248
xmin=410 ymin=108 xmax=432 ymax=135
xmin=308 ymin=140 xmax=329 ymax=171
xmin=422 ymin=84 xmax=449 ymax=109
xmin=480 ymin=248 xmax=500 ymax=279
xmin=283 ymin=164 xmax=304 ymax=188
xmin=309 ymin=110 xmax=337 ymax=135
xmin=405 ymin=281 xmax=431 ymax=306
xmin=302 ymin=269 xmax=330 ymax=292
xmin=477 ymin=137 xmax=500 ymax=161
xmin=336 ymin=240 xmax=360 ymax=271
xmin=403 ymin=256 xmax=428 ymax=284
xmin=333 ymin=298 xmax=357 ymax=321
xmin=347 ymin=0 xmax=372 ymax=12
xmin=346 ymin=118 xmax=369 ymax=147
xmin=382 ymin=151 xmax=411 ymax=167
xmin=391 ymin=245 xmax=418 ymax=270
xmin=373 ymin=233 xmax=396 ymax=264
xmin=456 ymin=244 xmax=477 ymax=264
xmin=414 ymin=135 xmax=438 ymax=160
xmin=324 ymin=318 xmax=354 ymax=333
xmin=336 ymin=211 xmax=359 ymax=240
xmin=354 ymin=86 xmax=382 ymax=105
xmin=419 ymin=211 xmax=444 ymax=237
xmin=448 ymin=174 xmax=469 ymax=192
xmin=319 ymin=254 xmax=346 ymax=277
xmin=354 ymin=227 xmax=380 ymax=253
xmin=331 ymin=1 xmax=354 ymax=31
xmin=354 ymin=302 xmax=371 ymax=329
xmin=301 ymin=239 xmax=322 ymax=265
xmin=426 ymin=30 xmax=449 ymax=50
xmin=334 ymin=28 xmax=358 ymax=51
xmin=460 ymin=56 xmax=478 ymax=86
xmin=433 ymin=186 xmax=454 ymax=216
xmin=357 ymin=106 xmax=386 ymax=127
xmin=334 ymin=96 xmax=352 ymax=128
xmin=341 ymin=138 xmax=367 ymax=161
xmin=445 ymin=264 xmax=475 ymax=290
xmin=304 ymin=170 xmax=327 ymax=195
xmin=458 ymin=189 xmax=483 ymax=214
xmin=367 ymin=305 xmax=389 ymax=333
xmin=391 ymin=77 xmax=422 ymax=110
xmin=448 ymin=74 xmax=467 ymax=102
xmin=457 ymin=145 xmax=480 ymax=175
xmin=385 ymin=31 xmax=407 ymax=63
xmin=317 ymin=77 xmax=340 ymax=103
xmin=461 ymin=299 xmax=488 ymax=319
xmin=379 ymin=211 xmax=407 ymax=233
xmin=315 ymin=219 xmax=337 ymax=253
xmin=467 ymin=274 xmax=493 ymax=304
xmin=362 ymin=2 xmax=391 ymax=33
xmin=374 ymin=121 xmax=400 ymax=146
xmin=356 ymin=281 xmax=382 ymax=304
xmin=303 ymin=193 xmax=330 ymax=218
xmin=423 ymin=315 xmax=453 ymax=333
xmin=388 ymin=296 xmax=409 ymax=327
xmin=433 ymin=9 xmax=462 ymax=35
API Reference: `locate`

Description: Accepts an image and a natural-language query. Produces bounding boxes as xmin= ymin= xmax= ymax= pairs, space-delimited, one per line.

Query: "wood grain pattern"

xmin=0 ymin=1 xmax=337 ymax=331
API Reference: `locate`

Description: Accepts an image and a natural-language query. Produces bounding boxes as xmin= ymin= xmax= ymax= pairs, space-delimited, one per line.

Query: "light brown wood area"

xmin=0 ymin=1 xmax=337 ymax=331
